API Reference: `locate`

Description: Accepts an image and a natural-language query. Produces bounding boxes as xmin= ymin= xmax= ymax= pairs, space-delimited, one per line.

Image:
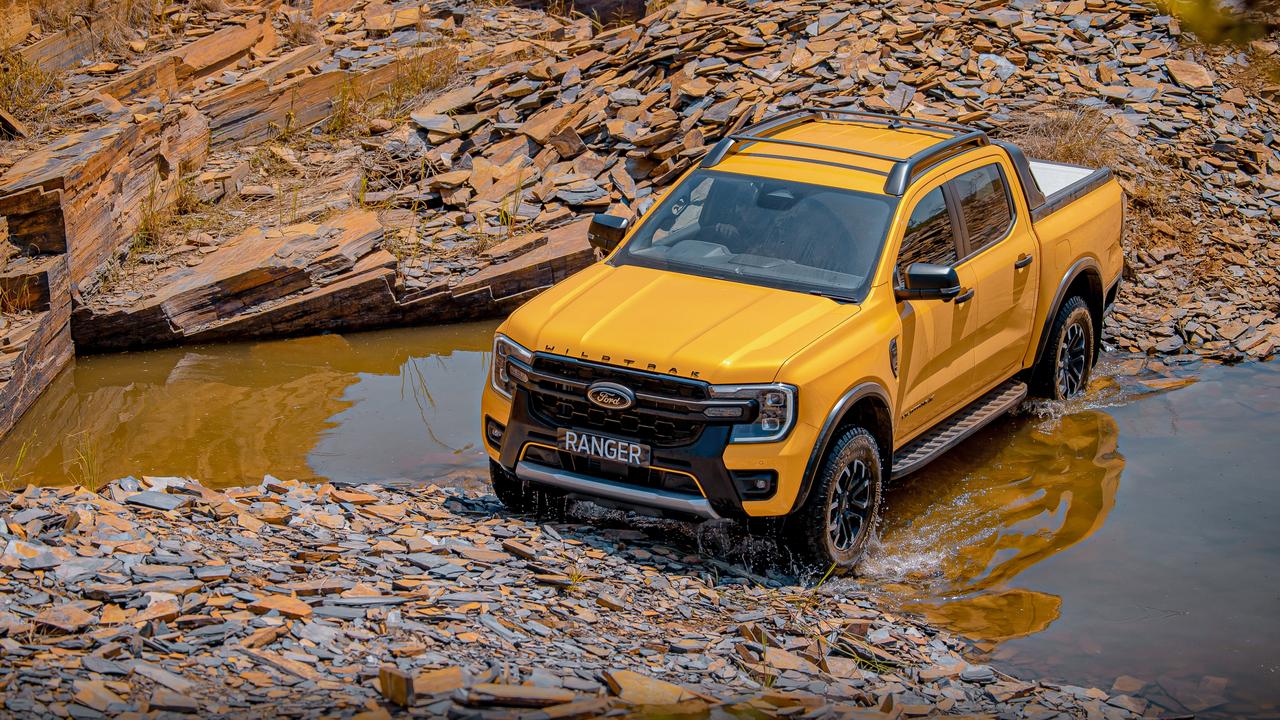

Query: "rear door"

xmin=950 ymin=160 xmax=1040 ymax=395
xmin=894 ymin=181 xmax=979 ymax=443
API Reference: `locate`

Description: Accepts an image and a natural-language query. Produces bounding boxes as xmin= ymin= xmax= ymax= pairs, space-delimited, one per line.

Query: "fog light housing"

xmin=484 ymin=417 xmax=505 ymax=449
xmin=731 ymin=470 xmax=778 ymax=500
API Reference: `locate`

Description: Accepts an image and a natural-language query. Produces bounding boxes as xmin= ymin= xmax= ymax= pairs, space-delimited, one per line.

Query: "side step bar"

xmin=515 ymin=461 xmax=722 ymax=520
xmin=892 ymin=380 xmax=1028 ymax=479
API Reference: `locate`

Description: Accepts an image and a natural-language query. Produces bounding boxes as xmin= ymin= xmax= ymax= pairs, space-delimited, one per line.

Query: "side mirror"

xmin=588 ymin=214 xmax=629 ymax=255
xmin=895 ymin=262 xmax=961 ymax=301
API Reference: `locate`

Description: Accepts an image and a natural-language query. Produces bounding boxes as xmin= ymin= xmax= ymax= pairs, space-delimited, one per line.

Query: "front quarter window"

xmin=898 ymin=186 xmax=958 ymax=267
xmin=615 ymin=170 xmax=896 ymax=301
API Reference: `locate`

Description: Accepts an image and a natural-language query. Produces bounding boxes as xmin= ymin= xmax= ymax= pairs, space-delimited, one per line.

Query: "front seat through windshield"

xmin=616 ymin=170 xmax=897 ymax=302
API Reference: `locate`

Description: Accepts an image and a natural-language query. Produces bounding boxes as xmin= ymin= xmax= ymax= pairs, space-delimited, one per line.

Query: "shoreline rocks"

xmin=0 ymin=476 xmax=1150 ymax=718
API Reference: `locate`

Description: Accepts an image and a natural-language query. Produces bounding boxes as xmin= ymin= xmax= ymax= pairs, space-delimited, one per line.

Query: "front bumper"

xmin=493 ymin=384 xmax=748 ymax=520
xmin=515 ymin=462 xmax=722 ymax=519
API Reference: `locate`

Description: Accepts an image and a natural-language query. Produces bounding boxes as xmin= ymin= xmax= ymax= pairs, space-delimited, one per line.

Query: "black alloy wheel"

xmin=784 ymin=426 xmax=883 ymax=573
xmin=829 ymin=458 xmax=873 ymax=552
xmin=1056 ymin=320 xmax=1089 ymax=397
xmin=1034 ymin=295 xmax=1096 ymax=401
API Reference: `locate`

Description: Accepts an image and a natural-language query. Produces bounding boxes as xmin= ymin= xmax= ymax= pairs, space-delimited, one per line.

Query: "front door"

xmin=893 ymin=184 xmax=978 ymax=443
xmin=950 ymin=161 xmax=1040 ymax=394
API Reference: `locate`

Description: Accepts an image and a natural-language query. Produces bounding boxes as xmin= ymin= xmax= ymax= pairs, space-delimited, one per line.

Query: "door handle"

xmin=954 ymin=287 xmax=974 ymax=304
xmin=1014 ymin=253 xmax=1034 ymax=269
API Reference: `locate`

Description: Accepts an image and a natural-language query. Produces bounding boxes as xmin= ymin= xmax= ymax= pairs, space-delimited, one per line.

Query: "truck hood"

xmin=501 ymin=264 xmax=858 ymax=384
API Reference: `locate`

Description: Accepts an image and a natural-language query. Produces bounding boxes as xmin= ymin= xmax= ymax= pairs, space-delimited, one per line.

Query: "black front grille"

xmin=525 ymin=355 xmax=710 ymax=447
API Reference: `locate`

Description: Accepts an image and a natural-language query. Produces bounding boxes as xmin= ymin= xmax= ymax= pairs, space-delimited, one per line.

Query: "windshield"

xmin=615 ymin=170 xmax=896 ymax=301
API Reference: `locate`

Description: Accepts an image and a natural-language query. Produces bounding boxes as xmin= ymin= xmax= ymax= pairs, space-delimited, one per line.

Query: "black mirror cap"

xmin=895 ymin=262 xmax=962 ymax=301
xmin=588 ymin=214 xmax=629 ymax=254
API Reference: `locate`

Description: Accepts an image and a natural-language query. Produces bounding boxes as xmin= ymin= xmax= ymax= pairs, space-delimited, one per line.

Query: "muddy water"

xmin=0 ymin=321 xmax=499 ymax=490
xmin=2 ymin=325 xmax=1277 ymax=715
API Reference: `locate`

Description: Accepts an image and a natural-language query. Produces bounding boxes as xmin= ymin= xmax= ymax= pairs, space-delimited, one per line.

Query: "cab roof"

xmin=701 ymin=108 xmax=991 ymax=197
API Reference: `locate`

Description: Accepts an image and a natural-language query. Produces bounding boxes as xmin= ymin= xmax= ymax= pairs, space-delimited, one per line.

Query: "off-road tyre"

xmin=489 ymin=460 xmax=568 ymax=519
xmin=1033 ymin=295 xmax=1095 ymax=400
xmin=784 ymin=426 xmax=883 ymax=574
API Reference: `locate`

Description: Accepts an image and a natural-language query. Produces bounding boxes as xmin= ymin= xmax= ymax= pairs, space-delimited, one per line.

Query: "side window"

xmin=955 ymin=164 xmax=1013 ymax=254
xmin=898 ymin=187 xmax=957 ymax=267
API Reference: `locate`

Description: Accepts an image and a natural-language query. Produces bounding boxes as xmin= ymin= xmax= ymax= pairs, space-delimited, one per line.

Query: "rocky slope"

xmin=1 ymin=0 xmax=1277 ymax=438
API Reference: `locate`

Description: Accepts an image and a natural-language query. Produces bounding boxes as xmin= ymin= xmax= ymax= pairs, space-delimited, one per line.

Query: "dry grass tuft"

xmin=284 ymin=14 xmax=321 ymax=46
xmin=0 ymin=437 xmax=33 ymax=492
xmin=999 ymin=106 xmax=1193 ymax=253
xmin=381 ymin=45 xmax=458 ymax=117
xmin=0 ymin=50 xmax=63 ymax=122
xmin=326 ymin=78 xmax=361 ymax=136
xmin=66 ymin=432 xmax=103 ymax=493
xmin=0 ymin=276 xmax=36 ymax=314
xmin=325 ymin=45 xmax=458 ymax=135
xmin=30 ymin=0 xmax=152 ymax=55
xmin=1000 ymin=107 xmax=1123 ymax=169
xmin=188 ymin=0 xmax=226 ymax=12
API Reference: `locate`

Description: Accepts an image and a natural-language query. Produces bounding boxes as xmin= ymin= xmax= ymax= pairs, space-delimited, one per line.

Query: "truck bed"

xmin=995 ymin=141 xmax=1115 ymax=223
xmin=1028 ymin=160 xmax=1096 ymax=198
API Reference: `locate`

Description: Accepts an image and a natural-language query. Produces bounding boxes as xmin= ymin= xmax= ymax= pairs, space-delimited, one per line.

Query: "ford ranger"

xmin=480 ymin=108 xmax=1124 ymax=570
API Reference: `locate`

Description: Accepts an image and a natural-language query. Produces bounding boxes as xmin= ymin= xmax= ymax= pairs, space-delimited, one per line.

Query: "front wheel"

xmin=1034 ymin=296 xmax=1095 ymax=400
xmin=489 ymin=460 xmax=568 ymax=519
xmin=784 ymin=426 xmax=883 ymax=573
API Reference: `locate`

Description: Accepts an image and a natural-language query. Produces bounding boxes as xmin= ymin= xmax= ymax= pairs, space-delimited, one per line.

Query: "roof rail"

xmin=699 ymin=108 xmax=990 ymax=196
xmin=883 ymin=130 xmax=989 ymax=195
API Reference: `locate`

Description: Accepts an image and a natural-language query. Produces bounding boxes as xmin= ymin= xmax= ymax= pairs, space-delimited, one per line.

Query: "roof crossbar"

xmin=807 ymin=107 xmax=977 ymax=135
xmin=699 ymin=107 xmax=991 ymax=196
xmin=726 ymin=134 xmax=906 ymax=164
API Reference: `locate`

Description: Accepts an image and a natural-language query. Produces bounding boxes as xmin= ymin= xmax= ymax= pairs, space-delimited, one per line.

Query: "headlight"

xmin=491 ymin=334 xmax=533 ymax=399
xmin=708 ymin=383 xmax=797 ymax=443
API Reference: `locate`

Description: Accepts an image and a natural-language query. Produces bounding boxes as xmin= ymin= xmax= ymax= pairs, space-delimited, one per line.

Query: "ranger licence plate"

xmin=558 ymin=429 xmax=651 ymax=467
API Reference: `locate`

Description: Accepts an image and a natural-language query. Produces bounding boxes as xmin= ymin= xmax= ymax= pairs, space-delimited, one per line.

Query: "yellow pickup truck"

xmin=480 ymin=109 xmax=1124 ymax=570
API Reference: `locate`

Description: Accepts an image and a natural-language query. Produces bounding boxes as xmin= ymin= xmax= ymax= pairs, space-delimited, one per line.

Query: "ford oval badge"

xmin=586 ymin=381 xmax=635 ymax=411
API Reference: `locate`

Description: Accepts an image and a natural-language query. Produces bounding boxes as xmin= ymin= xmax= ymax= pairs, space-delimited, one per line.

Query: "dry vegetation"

xmin=1221 ymin=47 xmax=1280 ymax=92
xmin=1000 ymin=107 xmax=1191 ymax=255
xmin=329 ymin=44 xmax=460 ymax=135
xmin=283 ymin=13 xmax=321 ymax=45
xmin=30 ymin=0 xmax=164 ymax=55
xmin=0 ymin=49 xmax=63 ymax=122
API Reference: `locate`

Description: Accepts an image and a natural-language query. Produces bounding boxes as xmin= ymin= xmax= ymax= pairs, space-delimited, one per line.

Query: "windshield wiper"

xmin=809 ymin=289 xmax=859 ymax=303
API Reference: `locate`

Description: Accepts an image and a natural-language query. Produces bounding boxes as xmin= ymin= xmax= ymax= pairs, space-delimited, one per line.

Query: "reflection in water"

xmin=863 ymin=410 xmax=1124 ymax=642
xmin=860 ymin=361 xmax=1280 ymax=717
xmin=0 ymin=321 xmax=498 ymax=488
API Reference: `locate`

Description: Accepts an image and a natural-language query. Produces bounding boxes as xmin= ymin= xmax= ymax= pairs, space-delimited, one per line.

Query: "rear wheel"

xmin=1034 ymin=296 xmax=1095 ymax=400
xmin=489 ymin=460 xmax=568 ymax=519
xmin=784 ymin=426 xmax=883 ymax=573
